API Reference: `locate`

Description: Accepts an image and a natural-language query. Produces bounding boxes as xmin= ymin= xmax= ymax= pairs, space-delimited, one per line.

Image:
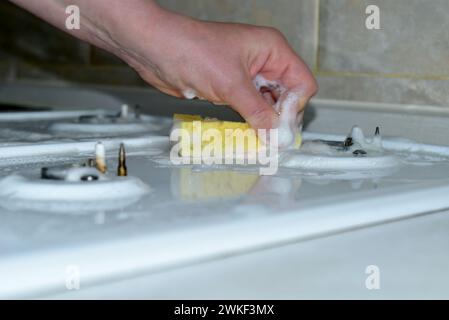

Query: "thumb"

xmin=226 ymin=80 xmax=278 ymax=131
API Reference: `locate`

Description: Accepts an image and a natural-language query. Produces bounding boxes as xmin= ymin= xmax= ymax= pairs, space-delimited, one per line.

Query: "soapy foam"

xmin=253 ymin=74 xmax=303 ymax=148
xmin=303 ymin=131 xmax=449 ymax=159
xmin=275 ymin=91 xmax=303 ymax=148
xmin=279 ymin=126 xmax=401 ymax=171
xmin=253 ymin=74 xmax=286 ymax=95
xmin=280 ymin=151 xmax=401 ymax=171
xmin=183 ymin=89 xmax=197 ymax=100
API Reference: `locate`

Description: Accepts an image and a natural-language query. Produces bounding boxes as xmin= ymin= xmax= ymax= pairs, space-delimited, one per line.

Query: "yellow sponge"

xmin=172 ymin=114 xmax=301 ymax=157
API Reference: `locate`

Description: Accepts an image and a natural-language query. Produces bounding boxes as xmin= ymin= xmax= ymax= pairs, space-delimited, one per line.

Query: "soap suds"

xmin=279 ymin=126 xmax=400 ymax=171
xmin=253 ymin=74 xmax=304 ymax=148
xmin=183 ymin=89 xmax=197 ymax=100
xmin=275 ymin=91 xmax=303 ymax=148
xmin=280 ymin=151 xmax=401 ymax=171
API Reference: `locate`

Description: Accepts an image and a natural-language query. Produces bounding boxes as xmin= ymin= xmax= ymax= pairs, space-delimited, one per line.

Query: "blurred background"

xmin=1 ymin=0 xmax=448 ymax=107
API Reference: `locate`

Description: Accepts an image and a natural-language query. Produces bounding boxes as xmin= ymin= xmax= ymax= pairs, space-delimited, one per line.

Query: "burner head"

xmin=353 ymin=149 xmax=368 ymax=157
xmin=41 ymin=166 xmax=103 ymax=182
xmin=77 ymin=105 xmax=142 ymax=125
xmin=80 ymin=174 xmax=99 ymax=181
xmin=78 ymin=114 xmax=124 ymax=124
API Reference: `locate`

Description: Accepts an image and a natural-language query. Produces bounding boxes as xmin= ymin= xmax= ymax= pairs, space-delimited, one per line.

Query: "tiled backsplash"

xmin=1 ymin=0 xmax=448 ymax=108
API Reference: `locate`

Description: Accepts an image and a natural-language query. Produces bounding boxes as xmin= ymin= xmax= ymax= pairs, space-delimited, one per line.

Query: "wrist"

xmin=104 ymin=2 xmax=200 ymax=70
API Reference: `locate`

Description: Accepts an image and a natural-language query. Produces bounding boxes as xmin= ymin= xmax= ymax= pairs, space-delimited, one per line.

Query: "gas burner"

xmin=48 ymin=104 xmax=166 ymax=135
xmin=0 ymin=141 xmax=150 ymax=213
xmin=280 ymin=126 xmax=401 ymax=171
xmin=0 ymin=174 xmax=150 ymax=213
xmin=0 ymin=128 xmax=52 ymax=144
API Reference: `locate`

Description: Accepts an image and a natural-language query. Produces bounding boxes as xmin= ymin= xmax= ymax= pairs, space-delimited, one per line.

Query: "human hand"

xmin=114 ymin=5 xmax=318 ymax=134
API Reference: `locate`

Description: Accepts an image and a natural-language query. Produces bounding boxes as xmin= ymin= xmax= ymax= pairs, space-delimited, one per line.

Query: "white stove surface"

xmin=1 ymin=83 xmax=449 ymax=299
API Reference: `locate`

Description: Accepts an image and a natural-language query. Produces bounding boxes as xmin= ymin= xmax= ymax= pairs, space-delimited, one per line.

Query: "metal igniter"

xmin=117 ymin=143 xmax=127 ymax=177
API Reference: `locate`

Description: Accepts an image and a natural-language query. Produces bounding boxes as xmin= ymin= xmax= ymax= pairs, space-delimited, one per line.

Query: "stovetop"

xmin=1 ymin=83 xmax=449 ymax=299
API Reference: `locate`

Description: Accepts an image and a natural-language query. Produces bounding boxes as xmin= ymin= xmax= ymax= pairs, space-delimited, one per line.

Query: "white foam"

xmin=253 ymin=74 xmax=303 ymax=148
xmin=279 ymin=126 xmax=401 ymax=171
xmin=276 ymin=91 xmax=302 ymax=148
xmin=280 ymin=151 xmax=401 ymax=171
xmin=303 ymin=131 xmax=449 ymax=157
xmin=183 ymin=89 xmax=197 ymax=100
xmin=253 ymin=74 xmax=286 ymax=95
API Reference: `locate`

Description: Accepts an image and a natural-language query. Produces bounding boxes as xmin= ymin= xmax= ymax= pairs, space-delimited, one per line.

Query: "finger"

xmin=281 ymin=59 xmax=318 ymax=113
xmin=156 ymin=86 xmax=183 ymax=98
xmin=262 ymin=91 xmax=276 ymax=106
xmin=225 ymin=79 xmax=278 ymax=131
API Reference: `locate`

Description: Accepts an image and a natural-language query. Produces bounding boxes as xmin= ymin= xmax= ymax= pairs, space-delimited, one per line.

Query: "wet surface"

xmin=1 ymin=113 xmax=449 ymax=253
xmin=1 ymin=110 xmax=449 ymax=298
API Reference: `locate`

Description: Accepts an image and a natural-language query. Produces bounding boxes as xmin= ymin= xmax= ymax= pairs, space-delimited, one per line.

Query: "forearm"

xmin=8 ymin=0 xmax=165 ymax=63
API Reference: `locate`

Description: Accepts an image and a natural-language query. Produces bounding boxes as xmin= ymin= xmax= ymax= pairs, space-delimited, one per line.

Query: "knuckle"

xmin=265 ymin=27 xmax=287 ymax=42
xmin=219 ymin=83 xmax=238 ymax=101
xmin=219 ymin=77 xmax=248 ymax=101
xmin=254 ymin=26 xmax=286 ymax=44
xmin=308 ymin=78 xmax=319 ymax=96
xmin=299 ymin=73 xmax=319 ymax=98
xmin=265 ymin=26 xmax=282 ymax=36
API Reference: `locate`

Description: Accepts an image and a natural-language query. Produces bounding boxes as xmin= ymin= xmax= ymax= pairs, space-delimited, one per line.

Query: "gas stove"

xmin=1 ymin=82 xmax=449 ymax=299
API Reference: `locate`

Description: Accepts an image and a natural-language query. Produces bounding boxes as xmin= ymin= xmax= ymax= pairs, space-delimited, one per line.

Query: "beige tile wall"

xmin=159 ymin=0 xmax=319 ymax=68
xmin=316 ymin=0 xmax=449 ymax=107
xmin=1 ymin=0 xmax=448 ymax=108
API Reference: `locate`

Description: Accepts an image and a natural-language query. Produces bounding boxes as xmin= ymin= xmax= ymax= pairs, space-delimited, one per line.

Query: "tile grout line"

xmin=317 ymin=69 xmax=449 ymax=81
xmin=313 ymin=0 xmax=321 ymax=73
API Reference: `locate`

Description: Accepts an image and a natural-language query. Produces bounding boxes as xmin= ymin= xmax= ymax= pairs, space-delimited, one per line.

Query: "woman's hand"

xmin=118 ymin=7 xmax=318 ymax=131
xmin=9 ymin=0 xmax=318 ymax=132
